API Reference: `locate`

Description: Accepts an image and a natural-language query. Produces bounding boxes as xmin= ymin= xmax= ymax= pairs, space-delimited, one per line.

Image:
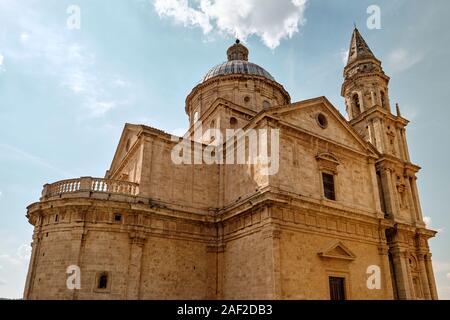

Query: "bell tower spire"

xmin=347 ymin=27 xmax=377 ymax=65
xmin=342 ymin=27 xmax=391 ymax=122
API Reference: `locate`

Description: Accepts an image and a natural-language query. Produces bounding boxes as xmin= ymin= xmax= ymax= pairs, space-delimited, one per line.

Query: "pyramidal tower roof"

xmin=347 ymin=27 xmax=377 ymax=65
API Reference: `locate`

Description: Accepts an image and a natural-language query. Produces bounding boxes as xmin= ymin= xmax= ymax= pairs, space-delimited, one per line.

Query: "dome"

xmin=186 ymin=40 xmax=291 ymax=118
xmin=201 ymin=60 xmax=275 ymax=83
xmin=200 ymin=39 xmax=276 ymax=83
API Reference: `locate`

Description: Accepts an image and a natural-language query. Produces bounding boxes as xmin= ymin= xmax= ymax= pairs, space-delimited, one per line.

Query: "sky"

xmin=0 ymin=0 xmax=449 ymax=299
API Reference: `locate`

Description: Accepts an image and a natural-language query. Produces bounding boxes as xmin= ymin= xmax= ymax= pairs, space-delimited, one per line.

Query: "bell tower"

xmin=341 ymin=27 xmax=406 ymax=159
xmin=342 ymin=28 xmax=438 ymax=300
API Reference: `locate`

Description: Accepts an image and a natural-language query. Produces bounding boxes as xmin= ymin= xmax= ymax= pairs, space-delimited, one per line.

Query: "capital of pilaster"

xmin=378 ymin=245 xmax=389 ymax=256
xmin=206 ymin=242 xmax=226 ymax=253
xmin=263 ymin=228 xmax=281 ymax=239
xmin=129 ymin=231 xmax=146 ymax=246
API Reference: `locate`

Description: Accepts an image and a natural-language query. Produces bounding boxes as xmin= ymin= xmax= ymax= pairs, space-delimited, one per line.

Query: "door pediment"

xmin=318 ymin=241 xmax=356 ymax=261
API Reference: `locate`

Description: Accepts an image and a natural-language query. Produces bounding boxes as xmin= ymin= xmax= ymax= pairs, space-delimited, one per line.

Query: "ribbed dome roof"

xmin=200 ymin=40 xmax=275 ymax=83
xmin=202 ymin=60 xmax=275 ymax=83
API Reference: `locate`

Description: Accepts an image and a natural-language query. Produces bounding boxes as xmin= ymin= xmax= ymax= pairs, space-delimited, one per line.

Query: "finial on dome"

xmin=227 ymin=39 xmax=249 ymax=61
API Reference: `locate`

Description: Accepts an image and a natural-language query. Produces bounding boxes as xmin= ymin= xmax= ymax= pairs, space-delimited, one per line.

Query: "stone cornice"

xmin=376 ymin=156 xmax=421 ymax=174
xmin=349 ymin=106 xmax=409 ymax=127
xmin=185 ymin=74 xmax=291 ymax=115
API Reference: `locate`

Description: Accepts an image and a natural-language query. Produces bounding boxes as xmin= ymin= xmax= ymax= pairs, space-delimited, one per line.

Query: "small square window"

xmin=322 ymin=173 xmax=336 ymax=201
xmin=114 ymin=214 xmax=122 ymax=222
xmin=94 ymin=272 xmax=111 ymax=292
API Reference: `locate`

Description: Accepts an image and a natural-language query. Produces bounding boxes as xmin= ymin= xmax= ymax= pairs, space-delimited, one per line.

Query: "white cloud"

xmin=112 ymin=77 xmax=130 ymax=88
xmin=0 ymin=254 xmax=21 ymax=266
xmin=387 ymin=48 xmax=423 ymax=73
xmin=447 ymin=273 xmax=450 ymax=280
xmin=0 ymin=143 xmax=73 ymax=178
xmin=16 ymin=244 xmax=31 ymax=261
xmin=0 ymin=3 xmax=132 ymax=118
xmin=59 ymin=44 xmax=130 ymax=118
xmin=20 ymin=32 xmax=30 ymax=42
xmin=423 ymin=216 xmax=432 ymax=227
xmin=0 ymin=53 xmax=4 ymax=72
xmin=170 ymin=127 xmax=189 ymax=137
xmin=0 ymin=242 xmax=31 ymax=297
xmin=0 ymin=245 xmax=31 ymax=268
xmin=154 ymin=0 xmax=308 ymax=49
xmin=91 ymin=101 xmax=118 ymax=117
xmin=423 ymin=216 xmax=444 ymax=233
xmin=340 ymin=49 xmax=349 ymax=65
xmin=155 ymin=0 xmax=212 ymax=34
xmin=434 ymin=261 xmax=450 ymax=273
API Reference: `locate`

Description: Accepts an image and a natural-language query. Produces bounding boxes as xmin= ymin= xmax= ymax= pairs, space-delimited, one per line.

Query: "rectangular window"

xmin=329 ymin=277 xmax=346 ymax=300
xmin=322 ymin=173 xmax=336 ymax=201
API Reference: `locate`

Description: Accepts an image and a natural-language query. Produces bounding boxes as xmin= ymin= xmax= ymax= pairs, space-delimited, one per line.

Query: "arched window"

xmin=380 ymin=91 xmax=386 ymax=109
xmin=262 ymin=100 xmax=271 ymax=109
xmin=352 ymin=93 xmax=361 ymax=116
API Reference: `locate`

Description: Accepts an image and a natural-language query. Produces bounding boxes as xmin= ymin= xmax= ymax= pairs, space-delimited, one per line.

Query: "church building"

xmin=24 ymin=28 xmax=438 ymax=300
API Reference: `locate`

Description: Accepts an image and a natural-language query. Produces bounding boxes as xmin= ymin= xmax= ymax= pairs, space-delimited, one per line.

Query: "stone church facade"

xmin=24 ymin=29 xmax=438 ymax=300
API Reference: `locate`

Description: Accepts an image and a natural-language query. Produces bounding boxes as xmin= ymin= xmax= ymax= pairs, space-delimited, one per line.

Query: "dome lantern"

xmin=227 ymin=39 xmax=249 ymax=61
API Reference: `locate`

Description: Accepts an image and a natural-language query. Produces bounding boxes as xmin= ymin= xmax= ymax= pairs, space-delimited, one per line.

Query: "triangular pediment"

xmin=318 ymin=241 xmax=356 ymax=261
xmin=265 ymin=97 xmax=378 ymax=157
xmin=107 ymin=123 xmax=142 ymax=178
xmin=209 ymin=97 xmax=258 ymax=118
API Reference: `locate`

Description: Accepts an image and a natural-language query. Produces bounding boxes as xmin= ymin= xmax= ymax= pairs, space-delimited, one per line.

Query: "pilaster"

xmin=417 ymin=252 xmax=432 ymax=299
xmin=126 ymin=232 xmax=146 ymax=300
xmin=424 ymin=253 xmax=439 ymax=300
xmin=390 ymin=247 xmax=413 ymax=300
xmin=262 ymin=224 xmax=282 ymax=299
